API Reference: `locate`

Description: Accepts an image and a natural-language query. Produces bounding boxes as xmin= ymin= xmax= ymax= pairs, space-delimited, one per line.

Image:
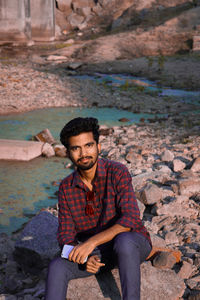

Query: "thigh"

xmin=114 ymin=232 xmax=152 ymax=263
xmin=48 ymin=256 xmax=93 ymax=280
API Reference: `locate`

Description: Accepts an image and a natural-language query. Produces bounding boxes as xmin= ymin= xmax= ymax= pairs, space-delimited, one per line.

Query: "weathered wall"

xmin=0 ymin=0 xmax=31 ymax=41
xmin=30 ymin=0 xmax=55 ymax=41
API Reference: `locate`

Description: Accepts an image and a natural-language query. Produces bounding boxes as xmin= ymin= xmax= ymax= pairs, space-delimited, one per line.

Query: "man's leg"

xmin=45 ymin=257 xmax=92 ymax=300
xmin=113 ymin=232 xmax=152 ymax=300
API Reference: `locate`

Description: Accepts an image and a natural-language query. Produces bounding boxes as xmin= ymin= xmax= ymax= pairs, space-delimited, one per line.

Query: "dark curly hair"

xmin=60 ymin=117 xmax=100 ymax=149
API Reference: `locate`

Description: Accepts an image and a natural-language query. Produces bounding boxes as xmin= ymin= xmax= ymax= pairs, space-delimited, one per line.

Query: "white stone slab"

xmin=0 ymin=139 xmax=44 ymax=161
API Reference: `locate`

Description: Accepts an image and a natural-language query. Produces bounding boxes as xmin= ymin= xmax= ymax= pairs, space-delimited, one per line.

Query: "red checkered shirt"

xmin=57 ymin=158 xmax=151 ymax=246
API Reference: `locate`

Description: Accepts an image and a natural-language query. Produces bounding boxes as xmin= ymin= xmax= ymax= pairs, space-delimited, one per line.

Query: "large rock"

xmin=178 ymin=177 xmax=200 ymax=196
xmin=14 ymin=211 xmax=60 ymax=274
xmin=156 ymin=195 xmax=198 ymax=219
xmin=140 ymin=183 xmax=162 ymax=205
xmin=191 ymin=157 xmax=200 ymax=172
xmin=0 ymin=139 xmax=44 ymax=161
xmin=67 ymin=262 xmax=185 ymax=300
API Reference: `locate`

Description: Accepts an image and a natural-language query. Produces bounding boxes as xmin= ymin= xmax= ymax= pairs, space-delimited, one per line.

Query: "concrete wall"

xmin=0 ymin=0 xmax=31 ymax=41
xmin=30 ymin=0 xmax=55 ymax=41
xmin=0 ymin=0 xmax=55 ymax=42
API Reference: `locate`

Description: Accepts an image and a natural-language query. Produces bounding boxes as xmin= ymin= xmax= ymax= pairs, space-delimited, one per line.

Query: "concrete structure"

xmin=0 ymin=0 xmax=31 ymax=41
xmin=0 ymin=0 xmax=55 ymax=42
xmin=30 ymin=0 xmax=55 ymax=41
xmin=0 ymin=139 xmax=44 ymax=161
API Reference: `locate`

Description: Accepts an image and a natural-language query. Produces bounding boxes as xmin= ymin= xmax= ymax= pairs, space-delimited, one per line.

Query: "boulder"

xmin=161 ymin=149 xmax=175 ymax=162
xmin=152 ymin=252 xmax=176 ymax=269
xmin=57 ymin=0 xmax=72 ymax=14
xmin=191 ymin=157 xmax=200 ymax=172
xmin=14 ymin=211 xmax=60 ymax=274
xmin=42 ymin=143 xmax=55 ymax=158
xmin=67 ymin=262 xmax=185 ymax=300
xmin=140 ymin=183 xmax=162 ymax=205
xmin=34 ymin=129 xmax=56 ymax=145
xmin=67 ymin=13 xmax=85 ymax=29
xmin=0 ymin=139 xmax=44 ymax=161
xmin=156 ymin=196 xmax=198 ymax=219
xmin=178 ymin=261 xmax=195 ymax=279
xmin=53 ymin=144 xmax=67 ymax=157
xmin=178 ymin=177 xmax=200 ymax=196
xmin=173 ymin=158 xmax=186 ymax=172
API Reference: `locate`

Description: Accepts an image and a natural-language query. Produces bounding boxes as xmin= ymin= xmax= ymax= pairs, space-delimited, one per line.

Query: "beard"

xmin=70 ymin=150 xmax=99 ymax=171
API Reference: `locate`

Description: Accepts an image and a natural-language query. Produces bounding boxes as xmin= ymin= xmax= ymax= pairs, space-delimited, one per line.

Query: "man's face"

xmin=67 ymin=132 xmax=101 ymax=171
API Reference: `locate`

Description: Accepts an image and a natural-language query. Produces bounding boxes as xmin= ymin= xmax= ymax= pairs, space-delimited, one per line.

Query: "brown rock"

xmin=152 ymin=252 xmax=176 ymax=269
xmin=54 ymin=145 xmax=67 ymax=157
xmin=34 ymin=129 xmax=55 ymax=145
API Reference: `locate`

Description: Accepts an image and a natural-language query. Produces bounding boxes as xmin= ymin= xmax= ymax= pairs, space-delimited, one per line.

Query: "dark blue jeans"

xmin=45 ymin=232 xmax=152 ymax=300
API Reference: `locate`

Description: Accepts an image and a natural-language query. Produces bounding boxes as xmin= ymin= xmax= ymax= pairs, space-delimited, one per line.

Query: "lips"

xmin=78 ymin=157 xmax=92 ymax=163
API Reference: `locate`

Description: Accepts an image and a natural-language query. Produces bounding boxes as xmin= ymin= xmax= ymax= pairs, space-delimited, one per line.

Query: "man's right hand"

xmin=86 ymin=255 xmax=105 ymax=274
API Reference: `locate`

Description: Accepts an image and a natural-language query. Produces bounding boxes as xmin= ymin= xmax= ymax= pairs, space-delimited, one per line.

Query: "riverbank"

xmin=0 ymin=53 xmax=200 ymax=116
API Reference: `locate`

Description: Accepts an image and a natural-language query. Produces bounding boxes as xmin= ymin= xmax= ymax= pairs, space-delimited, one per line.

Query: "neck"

xmin=78 ymin=162 xmax=97 ymax=187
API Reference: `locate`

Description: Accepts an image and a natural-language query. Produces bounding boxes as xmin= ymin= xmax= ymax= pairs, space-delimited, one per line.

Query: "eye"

xmin=86 ymin=143 xmax=94 ymax=148
xmin=71 ymin=146 xmax=79 ymax=151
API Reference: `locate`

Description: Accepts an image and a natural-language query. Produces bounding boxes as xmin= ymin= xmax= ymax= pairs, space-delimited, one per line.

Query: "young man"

xmin=45 ymin=117 xmax=152 ymax=300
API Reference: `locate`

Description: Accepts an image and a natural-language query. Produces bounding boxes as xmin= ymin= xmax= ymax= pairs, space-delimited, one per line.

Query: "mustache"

xmin=78 ymin=156 xmax=92 ymax=162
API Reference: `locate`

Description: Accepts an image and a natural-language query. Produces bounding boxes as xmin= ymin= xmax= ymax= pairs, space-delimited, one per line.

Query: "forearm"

xmin=87 ymin=224 xmax=131 ymax=248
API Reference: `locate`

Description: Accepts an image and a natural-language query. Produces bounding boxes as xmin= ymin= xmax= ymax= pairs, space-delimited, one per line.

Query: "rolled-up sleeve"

xmin=57 ymin=183 xmax=77 ymax=246
xmin=114 ymin=166 xmax=143 ymax=231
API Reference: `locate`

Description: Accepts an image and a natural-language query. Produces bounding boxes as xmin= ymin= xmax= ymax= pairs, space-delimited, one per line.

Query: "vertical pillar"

xmin=30 ymin=0 xmax=55 ymax=41
xmin=0 ymin=0 xmax=31 ymax=42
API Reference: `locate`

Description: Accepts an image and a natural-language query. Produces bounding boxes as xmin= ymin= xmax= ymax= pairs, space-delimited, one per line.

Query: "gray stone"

xmin=140 ymin=183 xmax=162 ymax=205
xmin=161 ymin=150 xmax=175 ymax=162
xmin=15 ymin=211 xmax=60 ymax=273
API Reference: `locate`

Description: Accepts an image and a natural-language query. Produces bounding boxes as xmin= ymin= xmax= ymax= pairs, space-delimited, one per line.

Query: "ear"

xmin=97 ymin=143 xmax=101 ymax=153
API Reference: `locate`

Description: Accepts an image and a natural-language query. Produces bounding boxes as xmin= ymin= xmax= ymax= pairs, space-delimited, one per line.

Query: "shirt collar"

xmin=71 ymin=158 xmax=106 ymax=188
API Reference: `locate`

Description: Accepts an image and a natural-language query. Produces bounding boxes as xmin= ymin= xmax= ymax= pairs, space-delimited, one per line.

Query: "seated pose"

xmin=45 ymin=117 xmax=152 ymax=300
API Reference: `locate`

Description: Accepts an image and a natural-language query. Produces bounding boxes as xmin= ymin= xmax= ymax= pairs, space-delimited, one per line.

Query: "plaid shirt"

xmin=57 ymin=158 xmax=151 ymax=246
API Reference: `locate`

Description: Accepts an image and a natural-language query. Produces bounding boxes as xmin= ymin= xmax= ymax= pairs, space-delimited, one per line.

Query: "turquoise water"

xmin=0 ymin=107 xmax=156 ymax=235
xmin=75 ymin=73 xmax=200 ymax=105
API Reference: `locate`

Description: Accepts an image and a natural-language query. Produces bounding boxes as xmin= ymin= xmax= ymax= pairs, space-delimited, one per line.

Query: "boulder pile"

xmin=0 ymin=121 xmax=200 ymax=299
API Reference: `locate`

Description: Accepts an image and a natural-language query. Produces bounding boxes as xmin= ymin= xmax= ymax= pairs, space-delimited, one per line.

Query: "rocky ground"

xmin=0 ymin=121 xmax=200 ymax=299
xmin=0 ymin=29 xmax=200 ymax=300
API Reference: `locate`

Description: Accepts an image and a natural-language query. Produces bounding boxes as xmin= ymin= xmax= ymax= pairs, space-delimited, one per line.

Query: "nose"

xmin=80 ymin=146 xmax=87 ymax=157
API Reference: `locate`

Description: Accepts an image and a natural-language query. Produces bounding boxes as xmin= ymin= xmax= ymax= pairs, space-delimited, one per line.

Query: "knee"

xmin=114 ymin=232 xmax=139 ymax=256
xmin=48 ymin=257 xmax=66 ymax=273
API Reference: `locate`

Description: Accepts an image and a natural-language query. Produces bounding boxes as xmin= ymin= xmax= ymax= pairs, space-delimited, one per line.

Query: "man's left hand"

xmin=68 ymin=240 xmax=96 ymax=264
